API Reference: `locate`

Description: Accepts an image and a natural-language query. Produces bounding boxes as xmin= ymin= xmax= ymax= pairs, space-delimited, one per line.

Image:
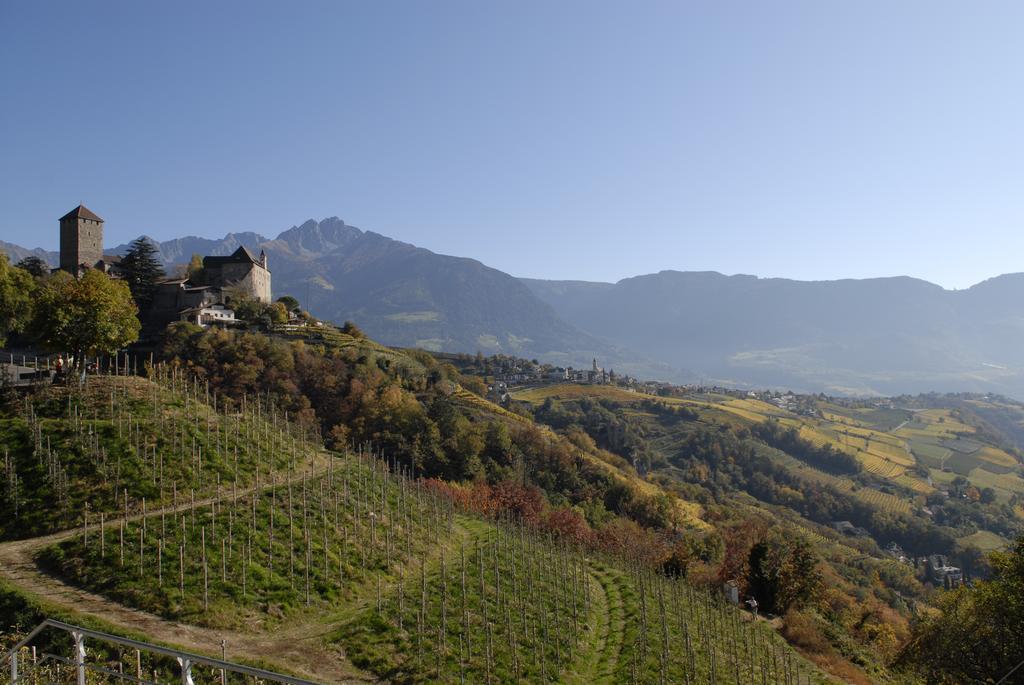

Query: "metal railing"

xmin=2 ymin=619 xmax=321 ymax=685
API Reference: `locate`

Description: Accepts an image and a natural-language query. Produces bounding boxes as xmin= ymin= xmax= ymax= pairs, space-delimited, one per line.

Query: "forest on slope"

xmin=0 ymin=249 xmax=1021 ymax=683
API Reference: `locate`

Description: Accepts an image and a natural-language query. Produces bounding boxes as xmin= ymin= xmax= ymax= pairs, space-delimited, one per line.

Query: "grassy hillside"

xmin=0 ymin=330 xmax=844 ymax=683
xmin=512 ymin=381 xmax=1024 ymax=682
xmin=514 ymin=384 xmax=1024 ymax=542
xmin=0 ymin=371 xmax=322 ymax=540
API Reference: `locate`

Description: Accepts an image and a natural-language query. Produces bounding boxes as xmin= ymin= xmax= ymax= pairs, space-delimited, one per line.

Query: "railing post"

xmin=178 ymin=656 xmax=195 ymax=685
xmin=10 ymin=647 xmax=17 ymax=685
xmin=71 ymin=630 xmax=86 ymax=685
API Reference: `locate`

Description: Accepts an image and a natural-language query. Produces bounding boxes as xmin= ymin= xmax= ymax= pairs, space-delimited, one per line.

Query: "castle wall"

xmin=59 ymin=217 xmax=103 ymax=272
xmin=209 ymin=262 xmax=271 ymax=303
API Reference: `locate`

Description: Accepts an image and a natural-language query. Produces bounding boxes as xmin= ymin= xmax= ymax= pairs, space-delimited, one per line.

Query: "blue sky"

xmin=2 ymin=1 xmax=1023 ymax=289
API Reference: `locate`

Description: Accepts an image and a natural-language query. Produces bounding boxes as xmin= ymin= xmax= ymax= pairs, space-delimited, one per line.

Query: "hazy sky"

xmin=2 ymin=1 xmax=1023 ymax=289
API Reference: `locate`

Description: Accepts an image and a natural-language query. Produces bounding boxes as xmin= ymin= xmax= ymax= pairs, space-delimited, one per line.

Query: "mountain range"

xmin=6 ymin=217 xmax=1024 ymax=398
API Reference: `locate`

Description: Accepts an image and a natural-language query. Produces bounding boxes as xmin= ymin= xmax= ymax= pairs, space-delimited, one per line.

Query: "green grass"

xmin=336 ymin=524 xmax=589 ymax=683
xmin=384 ymin=311 xmax=441 ymax=323
xmin=958 ymin=530 xmax=1009 ymax=552
xmin=39 ymin=452 xmax=446 ymax=630
xmin=12 ymin=369 xmax=842 ymax=683
xmin=909 ymin=441 xmax=951 ymax=467
xmin=332 ymin=538 xmax=833 ymax=684
xmin=0 ymin=372 xmax=321 ymax=541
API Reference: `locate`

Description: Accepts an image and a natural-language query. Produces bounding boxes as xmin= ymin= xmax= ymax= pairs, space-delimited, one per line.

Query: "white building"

xmin=180 ymin=304 xmax=237 ymax=328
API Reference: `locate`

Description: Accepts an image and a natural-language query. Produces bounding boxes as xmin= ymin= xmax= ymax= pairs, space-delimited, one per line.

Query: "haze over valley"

xmin=8 ymin=218 xmax=1024 ymax=398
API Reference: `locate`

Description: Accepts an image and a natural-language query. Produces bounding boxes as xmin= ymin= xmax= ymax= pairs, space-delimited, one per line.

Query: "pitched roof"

xmin=60 ymin=204 xmax=104 ymax=222
xmin=203 ymin=245 xmax=261 ymax=267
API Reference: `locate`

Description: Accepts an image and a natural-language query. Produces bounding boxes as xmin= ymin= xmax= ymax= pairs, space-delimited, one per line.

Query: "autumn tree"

xmin=35 ymin=270 xmax=140 ymax=368
xmin=341 ymin=320 xmax=365 ymax=338
xmin=747 ymin=529 xmax=823 ymax=614
xmin=186 ymin=253 xmax=205 ymax=283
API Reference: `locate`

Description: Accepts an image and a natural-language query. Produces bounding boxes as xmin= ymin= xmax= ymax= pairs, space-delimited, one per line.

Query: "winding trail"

xmin=0 ymin=458 xmax=376 ymax=684
xmin=562 ymin=561 xmax=627 ymax=685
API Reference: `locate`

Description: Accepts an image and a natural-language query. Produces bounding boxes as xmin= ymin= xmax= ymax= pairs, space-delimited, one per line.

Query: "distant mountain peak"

xmin=275 ymin=217 xmax=363 ymax=257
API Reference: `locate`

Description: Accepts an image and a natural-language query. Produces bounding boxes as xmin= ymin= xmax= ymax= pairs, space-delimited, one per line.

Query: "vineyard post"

xmin=397 ymin=569 xmax=404 ymax=630
xmin=485 ymin=619 xmax=494 ymax=685
xmin=202 ymin=526 xmax=209 ymax=611
xmin=461 ymin=543 xmax=470 ymax=666
xmin=440 ymin=551 xmax=448 ymax=655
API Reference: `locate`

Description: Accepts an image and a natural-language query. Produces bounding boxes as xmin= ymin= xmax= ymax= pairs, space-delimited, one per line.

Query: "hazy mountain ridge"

xmin=1 ymin=219 xmax=669 ymax=377
xmin=0 ymin=240 xmax=56 ymax=265
xmin=523 ymin=270 xmax=1024 ymax=397
xmin=10 ymin=223 xmax=1024 ymax=396
xmin=256 ymin=219 xmax=671 ymax=378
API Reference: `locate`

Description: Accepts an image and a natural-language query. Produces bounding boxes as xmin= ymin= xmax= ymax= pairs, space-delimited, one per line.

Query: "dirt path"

xmin=0 ymin=459 xmax=376 ymax=684
xmin=562 ymin=561 xmax=611 ymax=685
xmin=562 ymin=561 xmax=627 ymax=685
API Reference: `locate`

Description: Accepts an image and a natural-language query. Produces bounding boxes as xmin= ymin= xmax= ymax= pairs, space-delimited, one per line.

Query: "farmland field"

xmin=511 ymin=383 xmax=646 ymax=404
xmin=966 ymin=467 xmax=1024 ymax=501
xmin=975 ymin=446 xmax=1019 ymax=470
xmin=958 ymin=530 xmax=1009 ymax=552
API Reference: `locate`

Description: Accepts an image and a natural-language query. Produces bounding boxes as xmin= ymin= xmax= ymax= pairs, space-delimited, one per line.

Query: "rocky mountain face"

xmin=11 ymin=218 xmax=1024 ymax=396
xmin=1 ymin=219 xmax=665 ymax=377
xmin=257 ymin=218 xmax=642 ymax=372
xmin=0 ymin=240 xmax=56 ymax=266
xmin=126 ymin=232 xmax=269 ymax=268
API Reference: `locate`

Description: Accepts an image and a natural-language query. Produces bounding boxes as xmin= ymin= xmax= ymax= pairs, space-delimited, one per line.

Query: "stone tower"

xmin=59 ymin=204 xmax=104 ymax=274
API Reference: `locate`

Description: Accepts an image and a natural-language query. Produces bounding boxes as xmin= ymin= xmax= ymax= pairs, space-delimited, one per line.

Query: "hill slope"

xmin=523 ymin=270 xmax=1024 ymax=398
xmin=1 ymin=220 xmax=676 ymax=379
xmin=0 ymin=347 xmax=833 ymax=684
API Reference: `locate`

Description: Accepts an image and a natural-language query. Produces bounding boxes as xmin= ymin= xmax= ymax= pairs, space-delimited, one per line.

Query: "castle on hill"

xmin=58 ymin=204 xmax=272 ymax=328
xmin=59 ymin=205 xmax=126 ymax=277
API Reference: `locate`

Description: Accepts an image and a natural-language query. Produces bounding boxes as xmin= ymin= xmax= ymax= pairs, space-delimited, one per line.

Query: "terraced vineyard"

xmin=1 ymin=370 xmax=835 ymax=683
xmin=513 ymin=383 xmax=938 ymax=514
xmin=0 ymin=368 xmax=323 ymax=541
xmin=40 ymin=450 xmax=443 ymax=627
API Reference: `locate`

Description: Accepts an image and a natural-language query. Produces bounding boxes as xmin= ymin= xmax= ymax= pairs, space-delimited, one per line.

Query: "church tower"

xmin=59 ymin=204 xmax=104 ymax=274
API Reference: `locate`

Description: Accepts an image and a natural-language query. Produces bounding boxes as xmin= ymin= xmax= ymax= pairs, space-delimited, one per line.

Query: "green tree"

xmin=14 ymin=256 xmax=49 ymax=278
xmin=119 ymin=237 xmax=166 ymax=311
xmin=341 ymin=320 xmax=365 ymax=338
xmin=483 ymin=421 xmax=514 ymax=465
xmin=35 ymin=270 xmax=140 ymax=369
xmin=747 ymin=530 xmax=823 ymax=614
xmin=276 ymin=295 xmax=299 ymax=312
xmin=901 ymin=537 xmax=1024 ymax=684
xmin=0 ymin=254 xmax=37 ymax=345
